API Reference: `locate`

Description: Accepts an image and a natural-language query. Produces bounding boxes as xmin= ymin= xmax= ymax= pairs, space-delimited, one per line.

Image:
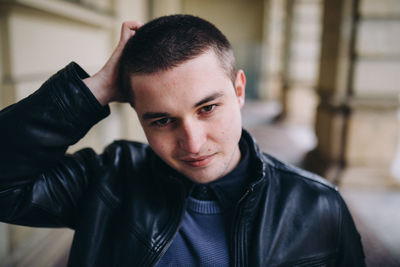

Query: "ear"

xmin=234 ymin=70 xmax=246 ymax=108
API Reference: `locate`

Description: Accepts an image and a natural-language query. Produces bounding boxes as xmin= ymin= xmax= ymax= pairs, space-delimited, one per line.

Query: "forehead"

xmin=130 ymin=51 xmax=234 ymax=112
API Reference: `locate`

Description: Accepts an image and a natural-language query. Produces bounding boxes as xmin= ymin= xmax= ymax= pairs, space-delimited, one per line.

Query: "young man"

xmin=0 ymin=15 xmax=365 ymax=266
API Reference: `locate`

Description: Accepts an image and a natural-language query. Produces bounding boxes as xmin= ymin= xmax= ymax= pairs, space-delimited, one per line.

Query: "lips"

xmin=180 ymin=154 xmax=215 ymax=167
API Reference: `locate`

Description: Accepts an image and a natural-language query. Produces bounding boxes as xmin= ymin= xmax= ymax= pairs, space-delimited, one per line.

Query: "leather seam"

xmin=119 ymin=220 xmax=156 ymax=266
xmin=126 ymin=221 xmax=154 ymax=251
xmin=271 ymin=165 xmax=337 ymax=192
xmin=94 ymin=187 xmax=119 ymax=210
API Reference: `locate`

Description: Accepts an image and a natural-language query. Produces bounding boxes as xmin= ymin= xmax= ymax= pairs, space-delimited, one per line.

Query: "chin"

xmin=181 ymin=165 xmax=228 ymax=184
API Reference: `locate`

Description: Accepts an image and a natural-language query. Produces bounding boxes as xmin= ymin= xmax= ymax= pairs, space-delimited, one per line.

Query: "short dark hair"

xmin=119 ymin=14 xmax=235 ymax=103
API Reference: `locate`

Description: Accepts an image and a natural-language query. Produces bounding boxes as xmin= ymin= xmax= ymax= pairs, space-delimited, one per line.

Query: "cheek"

xmin=213 ymin=108 xmax=242 ymax=143
xmin=223 ymin=105 xmax=242 ymax=129
xmin=147 ymin=133 xmax=175 ymax=159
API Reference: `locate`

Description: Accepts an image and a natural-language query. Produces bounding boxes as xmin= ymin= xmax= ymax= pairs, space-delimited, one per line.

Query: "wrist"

xmin=83 ymin=75 xmax=113 ymax=106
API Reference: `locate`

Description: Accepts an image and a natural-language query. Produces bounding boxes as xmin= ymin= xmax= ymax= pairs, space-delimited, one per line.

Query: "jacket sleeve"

xmin=336 ymin=193 xmax=366 ymax=266
xmin=0 ymin=62 xmax=110 ymax=228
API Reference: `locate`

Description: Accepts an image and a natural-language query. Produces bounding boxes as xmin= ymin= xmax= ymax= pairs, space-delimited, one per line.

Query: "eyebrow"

xmin=141 ymin=91 xmax=225 ymax=121
xmin=194 ymin=91 xmax=224 ymax=107
xmin=142 ymin=112 xmax=170 ymax=120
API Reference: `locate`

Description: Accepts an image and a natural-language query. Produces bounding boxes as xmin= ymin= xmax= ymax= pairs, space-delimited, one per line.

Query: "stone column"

xmin=263 ymin=0 xmax=322 ymax=124
xmin=305 ymin=0 xmax=356 ymax=182
xmin=340 ymin=0 xmax=400 ymax=187
xmin=263 ymin=0 xmax=292 ymax=109
xmin=308 ymin=0 xmax=400 ymax=186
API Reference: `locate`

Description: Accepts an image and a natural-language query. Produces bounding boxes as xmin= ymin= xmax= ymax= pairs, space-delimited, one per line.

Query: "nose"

xmin=178 ymin=119 xmax=206 ymax=154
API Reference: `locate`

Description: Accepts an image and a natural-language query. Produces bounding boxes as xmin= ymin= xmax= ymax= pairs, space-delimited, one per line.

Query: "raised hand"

xmin=84 ymin=21 xmax=142 ymax=106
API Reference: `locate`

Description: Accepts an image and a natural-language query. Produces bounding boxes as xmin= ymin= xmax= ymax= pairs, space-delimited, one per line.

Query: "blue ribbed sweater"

xmin=156 ymin=196 xmax=230 ymax=266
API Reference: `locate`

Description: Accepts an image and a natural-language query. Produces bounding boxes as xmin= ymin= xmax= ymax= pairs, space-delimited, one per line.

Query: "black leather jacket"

xmin=0 ymin=63 xmax=365 ymax=266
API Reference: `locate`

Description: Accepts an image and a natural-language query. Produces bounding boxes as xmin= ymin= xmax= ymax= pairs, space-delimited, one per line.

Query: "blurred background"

xmin=0 ymin=0 xmax=399 ymax=266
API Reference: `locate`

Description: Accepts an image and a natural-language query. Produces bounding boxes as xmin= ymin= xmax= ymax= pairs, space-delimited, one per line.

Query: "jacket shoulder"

xmin=104 ymin=140 xmax=151 ymax=156
xmin=262 ymin=153 xmax=338 ymax=192
xmin=260 ymin=153 xmax=343 ymax=219
xmin=258 ymin=154 xmax=365 ymax=266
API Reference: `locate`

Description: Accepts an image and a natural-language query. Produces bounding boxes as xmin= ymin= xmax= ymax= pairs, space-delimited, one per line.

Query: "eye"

xmin=200 ymin=104 xmax=216 ymax=114
xmin=152 ymin=117 xmax=174 ymax=127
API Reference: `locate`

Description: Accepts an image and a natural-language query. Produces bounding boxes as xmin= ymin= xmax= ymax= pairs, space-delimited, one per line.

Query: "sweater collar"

xmin=189 ymin=129 xmax=266 ymax=211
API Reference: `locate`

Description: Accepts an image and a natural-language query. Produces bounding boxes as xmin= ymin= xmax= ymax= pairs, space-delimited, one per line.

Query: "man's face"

xmin=130 ymin=51 xmax=246 ymax=183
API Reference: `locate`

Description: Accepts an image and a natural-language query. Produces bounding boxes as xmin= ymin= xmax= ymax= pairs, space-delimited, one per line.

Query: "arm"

xmin=0 ymin=21 xmax=141 ymax=228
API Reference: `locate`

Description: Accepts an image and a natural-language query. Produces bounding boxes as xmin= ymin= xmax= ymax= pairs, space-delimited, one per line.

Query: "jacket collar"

xmin=241 ymin=129 xmax=268 ymax=190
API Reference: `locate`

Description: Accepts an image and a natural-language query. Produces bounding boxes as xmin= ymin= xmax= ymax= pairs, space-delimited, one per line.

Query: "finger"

xmin=123 ymin=21 xmax=143 ymax=30
xmin=120 ymin=21 xmax=143 ymax=42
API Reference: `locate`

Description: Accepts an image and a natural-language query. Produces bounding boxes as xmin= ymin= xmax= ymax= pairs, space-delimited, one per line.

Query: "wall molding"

xmin=0 ymin=0 xmax=114 ymax=28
